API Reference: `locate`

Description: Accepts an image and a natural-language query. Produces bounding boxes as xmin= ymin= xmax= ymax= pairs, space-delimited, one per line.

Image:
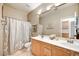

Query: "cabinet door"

xmin=41 ymin=42 xmax=52 ymax=56
xmin=54 ymin=49 xmax=71 ymax=56
xmin=73 ymin=51 xmax=79 ymax=56
xmin=52 ymin=45 xmax=71 ymax=56
xmin=56 ymin=47 xmax=71 ymax=56
xmin=32 ymin=39 xmax=41 ymax=56
xmin=51 ymin=45 xmax=55 ymax=56
xmin=41 ymin=47 xmax=51 ymax=56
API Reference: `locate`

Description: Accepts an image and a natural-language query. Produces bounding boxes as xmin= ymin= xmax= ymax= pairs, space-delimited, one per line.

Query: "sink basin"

xmin=61 ymin=42 xmax=70 ymax=46
xmin=37 ymin=35 xmax=42 ymax=39
xmin=37 ymin=35 xmax=50 ymax=40
xmin=74 ymin=40 xmax=79 ymax=46
xmin=42 ymin=36 xmax=50 ymax=40
xmin=61 ymin=42 xmax=79 ymax=49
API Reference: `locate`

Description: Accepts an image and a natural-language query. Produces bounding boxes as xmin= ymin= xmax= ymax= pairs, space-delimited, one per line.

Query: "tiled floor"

xmin=11 ymin=48 xmax=32 ymax=56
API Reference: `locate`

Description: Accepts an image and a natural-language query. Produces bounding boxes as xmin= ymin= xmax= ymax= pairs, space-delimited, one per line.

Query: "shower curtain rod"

xmin=3 ymin=16 xmax=26 ymax=22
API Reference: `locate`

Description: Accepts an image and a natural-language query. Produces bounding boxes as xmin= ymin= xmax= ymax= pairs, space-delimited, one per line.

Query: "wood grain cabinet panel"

xmin=52 ymin=45 xmax=71 ymax=56
xmin=32 ymin=39 xmax=41 ymax=56
xmin=73 ymin=51 xmax=79 ymax=56
xmin=32 ymin=39 xmax=79 ymax=56
xmin=51 ymin=45 xmax=55 ymax=56
xmin=41 ymin=42 xmax=52 ymax=56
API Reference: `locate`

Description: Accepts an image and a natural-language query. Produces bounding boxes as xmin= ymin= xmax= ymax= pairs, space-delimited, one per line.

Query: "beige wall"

xmin=3 ymin=4 xmax=27 ymax=21
xmin=28 ymin=3 xmax=51 ymax=25
xmin=28 ymin=4 xmax=52 ymax=36
xmin=0 ymin=3 xmax=3 ymax=56
xmin=28 ymin=13 xmax=39 ymax=25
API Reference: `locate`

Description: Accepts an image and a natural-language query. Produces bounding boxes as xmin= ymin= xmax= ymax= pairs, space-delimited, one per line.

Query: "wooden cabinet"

xmin=52 ymin=45 xmax=71 ymax=56
xmin=73 ymin=51 xmax=79 ymax=56
xmin=41 ymin=42 xmax=52 ymax=56
xmin=32 ymin=39 xmax=79 ymax=56
xmin=51 ymin=45 xmax=55 ymax=56
xmin=32 ymin=39 xmax=41 ymax=56
xmin=32 ymin=39 xmax=51 ymax=56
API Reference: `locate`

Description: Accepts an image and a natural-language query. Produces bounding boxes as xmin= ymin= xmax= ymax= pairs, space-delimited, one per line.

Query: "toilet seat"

xmin=24 ymin=42 xmax=31 ymax=48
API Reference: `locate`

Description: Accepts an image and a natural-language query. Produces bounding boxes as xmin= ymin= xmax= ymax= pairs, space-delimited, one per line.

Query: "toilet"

xmin=24 ymin=42 xmax=31 ymax=51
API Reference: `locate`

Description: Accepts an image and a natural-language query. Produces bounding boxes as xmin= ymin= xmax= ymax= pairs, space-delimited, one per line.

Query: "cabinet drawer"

xmin=52 ymin=45 xmax=71 ymax=56
xmin=41 ymin=42 xmax=52 ymax=49
xmin=41 ymin=42 xmax=52 ymax=56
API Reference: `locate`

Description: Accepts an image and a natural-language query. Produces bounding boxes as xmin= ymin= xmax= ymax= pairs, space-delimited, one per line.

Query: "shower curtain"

xmin=3 ymin=17 xmax=32 ymax=55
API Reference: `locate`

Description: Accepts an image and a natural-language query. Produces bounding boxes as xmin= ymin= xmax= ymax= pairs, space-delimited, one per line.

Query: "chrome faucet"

xmin=67 ymin=39 xmax=74 ymax=44
xmin=41 ymin=35 xmax=44 ymax=38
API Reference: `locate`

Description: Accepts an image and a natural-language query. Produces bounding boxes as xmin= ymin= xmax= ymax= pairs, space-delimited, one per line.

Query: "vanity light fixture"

xmin=46 ymin=3 xmax=64 ymax=10
xmin=46 ymin=3 xmax=61 ymax=11
xmin=37 ymin=9 xmax=42 ymax=15
xmin=46 ymin=5 xmax=53 ymax=10
xmin=54 ymin=3 xmax=63 ymax=6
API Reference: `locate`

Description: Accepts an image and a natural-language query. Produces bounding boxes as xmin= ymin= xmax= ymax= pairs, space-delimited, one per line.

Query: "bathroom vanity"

xmin=32 ymin=36 xmax=79 ymax=56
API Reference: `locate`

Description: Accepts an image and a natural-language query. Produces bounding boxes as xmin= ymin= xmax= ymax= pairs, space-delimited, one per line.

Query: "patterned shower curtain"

xmin=3 ymin=17 xmax=32 ymax=55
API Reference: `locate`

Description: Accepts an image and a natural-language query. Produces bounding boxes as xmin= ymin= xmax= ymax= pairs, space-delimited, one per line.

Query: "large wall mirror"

xmin=38 ymin=3 xmax=79 ymax=39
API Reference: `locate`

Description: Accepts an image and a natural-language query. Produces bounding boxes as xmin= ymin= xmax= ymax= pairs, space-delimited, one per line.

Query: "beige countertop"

xmin=32 ymin=35 xmax=79 ymax=52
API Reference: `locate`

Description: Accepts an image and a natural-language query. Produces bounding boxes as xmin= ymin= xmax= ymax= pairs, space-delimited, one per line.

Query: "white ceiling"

xmin=5 ymin=3 xmax=41 ymax=13
xmin=4 ymin=3 xmax=64 ymax=14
